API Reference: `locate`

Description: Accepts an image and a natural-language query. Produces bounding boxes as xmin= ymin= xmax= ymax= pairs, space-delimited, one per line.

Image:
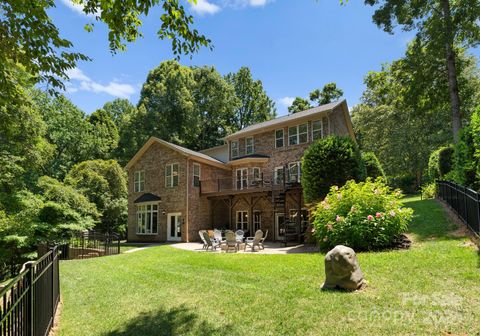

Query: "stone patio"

xmin=170 ymin=241 xmax=319 ymax=254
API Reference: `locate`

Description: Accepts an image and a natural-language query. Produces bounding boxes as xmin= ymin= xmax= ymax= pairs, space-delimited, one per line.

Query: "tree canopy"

xmin=0 ymin=0 xmax=210 ymax=108
xmin=288 ymin=82 xmax=344 ymax=114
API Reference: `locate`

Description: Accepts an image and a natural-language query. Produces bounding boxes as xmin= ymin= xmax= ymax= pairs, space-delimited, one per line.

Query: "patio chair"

xmin=198 ymin=230 xmax=208 ymax=250
xmin=225 ymin=231 xmax=237 ymax=253
xmin=245 ymin=230 xmax=264 ymax=252
xmin=259 ymin=230 xmax=268 ymax=250
xmin=235 ymin=230 xmax=244 ymax=243
xmin=213 ymin=229 xmax=225 ymax=245
xmin=203 ymin=231 xmax=220 ymax=251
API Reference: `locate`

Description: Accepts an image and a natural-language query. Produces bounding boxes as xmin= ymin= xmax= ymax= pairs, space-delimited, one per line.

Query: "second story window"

xmin=231 ymin=141 xmax=239 ymax=158
xmin=252 ymin=167 xmax=261 ymax=181
xmin=288 ymin=126 xmax=298 ymax=146
xmin=134 ymin=171 xmax=145 ymax=192
xmin=312 ymin=120 xmax=323 ymax=141
xmin=246 ymin=137 xmax=254 ymax=155
xmin=298 ymin=123 xmax=308 ymax=144
xmin=288 ymin=162 xmax=301 ymax=183
xmin=274 ymin=166 xmax=284 ymax=185
xmin=165 ymin=163 xmax=179 ymax=187
xmin=236 ymin=168 xmax=248 ymax=190
xmin=275 ymin=129 xmax=284 ymax=148
xmin=193 ymin=163 xmax=200 ymax=187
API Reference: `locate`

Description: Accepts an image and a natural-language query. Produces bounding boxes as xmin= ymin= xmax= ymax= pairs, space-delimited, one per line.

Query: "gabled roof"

xmin=134 ymin=193 xmax=162 ymax=203
xmin=125 ymin=137 xmax=229 ymax=170
xmin=225 ymin=100 xmax=350 ymax=140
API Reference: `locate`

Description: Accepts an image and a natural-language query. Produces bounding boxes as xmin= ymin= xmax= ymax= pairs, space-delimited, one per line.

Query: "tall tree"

xmin=86 ymin=109 xmax=120 ymax=159
xmin=65 ymin=160 xmax=127 ymax=234
xmin=364 ymin=0 xmax=480 ymax=142
xmin=309 ymin=82 xmax=344 ymax=105
xmin=0 ymin=0 xmax=210 ymax=107
xmin=191 ymin=66 xmax=238 ymax=150
xmin=138 ymin=60 xmax=197 ymax=146
xmin=225 ymin=67 xmax=276 ymax=130
xmin=288 ymin=82 xmax=344 ymax=114
xmin=288 ymin=97 xmax=312 ymax=114
xmin=352 ymin=41 xmax=480 ymax=184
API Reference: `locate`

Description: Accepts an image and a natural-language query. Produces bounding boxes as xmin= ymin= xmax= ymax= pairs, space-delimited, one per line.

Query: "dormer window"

xmin=134 ymin=171 xmax=145 ymax=192
xmin=246 ymin=137 xmax=254 ymax=155
xmin=231 ymin=140 xmax=239 ymax=158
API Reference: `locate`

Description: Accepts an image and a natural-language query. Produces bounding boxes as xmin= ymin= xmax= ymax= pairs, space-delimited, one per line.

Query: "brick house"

xmin=125 ymin=100 xmax=355 ymax=243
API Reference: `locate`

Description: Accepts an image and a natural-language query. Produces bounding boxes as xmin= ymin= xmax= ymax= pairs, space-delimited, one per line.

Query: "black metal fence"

xmin=0 ymin=246 xmax=59 ymax=336
xmin=58 ymin=231 xmax=121 ymax=260
xmin=437 ymin=180 xmax=480 ymax=236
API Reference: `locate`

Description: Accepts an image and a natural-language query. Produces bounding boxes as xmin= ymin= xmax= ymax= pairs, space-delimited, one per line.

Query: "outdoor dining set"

xmin=198 ymin=229 xmax=268 ymax=252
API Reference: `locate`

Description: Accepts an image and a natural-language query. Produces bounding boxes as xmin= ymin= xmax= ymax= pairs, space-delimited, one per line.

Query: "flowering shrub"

xmin=312 ymin=178 xmax=413 ymax=251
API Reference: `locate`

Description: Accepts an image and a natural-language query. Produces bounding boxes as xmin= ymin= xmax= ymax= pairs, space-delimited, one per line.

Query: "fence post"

xmin=25 ymin=262 xmax=34 ymax=336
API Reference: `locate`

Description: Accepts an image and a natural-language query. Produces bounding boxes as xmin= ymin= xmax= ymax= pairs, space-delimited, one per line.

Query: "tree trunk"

xmin=440 ymin=0 xmax=462 ymax=143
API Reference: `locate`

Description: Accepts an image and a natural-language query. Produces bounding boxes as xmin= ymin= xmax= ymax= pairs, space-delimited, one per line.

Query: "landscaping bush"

xmin=448 ymin=126 xmax=478 ymax=188
xmin=302 ymin=136 xmax=366 ymax=203
xmin=388 ymin=174 xmax=417 ymax=194
xmin=428 ymin=146 xmax=453 ymax=180
xmin=420 ymin=182 xmax=436 ymax=199
xmin=361 ymin=152 xmax=386 ymax=180
xmin=312 ymin=178 xmax=413 ymax=251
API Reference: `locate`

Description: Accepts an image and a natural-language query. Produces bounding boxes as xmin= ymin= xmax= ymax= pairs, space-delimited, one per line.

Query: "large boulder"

xmin=322 ymin=245 xmax=365 ymax=291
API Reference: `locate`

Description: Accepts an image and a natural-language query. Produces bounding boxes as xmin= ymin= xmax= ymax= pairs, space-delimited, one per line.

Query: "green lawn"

xmin=119 ymin=242 xmax=149 ymax=253
xmin=57 ymin=197 xmax=480 ymax=336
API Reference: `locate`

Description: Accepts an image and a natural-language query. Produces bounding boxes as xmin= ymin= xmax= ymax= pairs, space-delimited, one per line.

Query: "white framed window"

xmin=252 ymin=167 xmax=261 ymax=181
xmin=165 ymin=163 xmax=179 ymax=187
xmin=312 ymin=119 xmax=323 ymax=141
xmin=298 ymin=123 xmax=308 ymax=144
xmin=236 ymin=168 xmax=248 ymax=190
xmin=236 ymin=211 xmax=248 ymax=230
xmin=136 ymin=203 xmax=158 ymax=235
xmin=288 ymin=126 xmax=298 ymax=146
xmin=275 ymin=129 xmax=284 ymax=148
xmin=253 ymin=210 xmax=261 ymax=232
xmin=246 ymin=137 xmax=254 ymax=155
xmin=193 ymin=163 xmax=201 ymax=187
xmin=231 ymin=140 xmax=239 ymax=158
xmin=134 ymin=171 xmax=145 ymax=192
xmin=291 ymin=208 xmax=310 ymax=231
xmin=288 ymin=162 xmax=301 ymax=183
xmin=274 ymin=166 xmax=284 ymax=185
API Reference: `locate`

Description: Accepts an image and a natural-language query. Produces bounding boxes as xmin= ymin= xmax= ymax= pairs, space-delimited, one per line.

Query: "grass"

xmin=57 ymin=197 xmax=480 ymax=336
xmin=119 ymin=242 xmax=149 ymax=253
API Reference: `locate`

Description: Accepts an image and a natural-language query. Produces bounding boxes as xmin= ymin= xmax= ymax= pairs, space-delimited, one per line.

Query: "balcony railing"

xmin=199 ymin=171 xmax=301 ymax=194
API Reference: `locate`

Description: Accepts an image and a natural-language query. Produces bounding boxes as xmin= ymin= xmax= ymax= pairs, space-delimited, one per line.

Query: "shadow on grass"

xmin=102 ymin=305 xmax=235 ymax=336
xmin=403 ymin=198 xmax=462 ymax=242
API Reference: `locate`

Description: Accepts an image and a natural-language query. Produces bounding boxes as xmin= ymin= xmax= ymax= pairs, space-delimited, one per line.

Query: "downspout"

xmin=186 ymin=157 xmax=190 ymax=242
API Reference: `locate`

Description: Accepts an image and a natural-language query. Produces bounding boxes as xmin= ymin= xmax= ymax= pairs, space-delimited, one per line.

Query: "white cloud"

xmin=65 ymin=67 xmax=90 ymax=82
xmin=59 ymin=0 xmax=100 ymax=18
xmin=278 ymin=96 xmax=295 ymax=107
xmin=248 ymin=0 xmax=268 ymax=7
xmin=66 ymin=68 xmax=136 ymax=99
xmin=190 ymin=0 xmax=222 ymax=15
xmin=223 ymin=0 xmax=273 ymax=8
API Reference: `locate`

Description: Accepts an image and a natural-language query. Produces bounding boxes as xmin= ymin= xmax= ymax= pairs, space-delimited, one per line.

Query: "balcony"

xmin=199 ymin=172 xmax=301 ymax=196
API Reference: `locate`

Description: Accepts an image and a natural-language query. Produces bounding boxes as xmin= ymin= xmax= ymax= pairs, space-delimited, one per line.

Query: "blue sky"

xmin=52 ymin=0 xmax=440 ymax=116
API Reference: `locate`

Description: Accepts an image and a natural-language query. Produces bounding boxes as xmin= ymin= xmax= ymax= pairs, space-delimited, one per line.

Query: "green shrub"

xmin=302 ymin=136 xmax=366 ymax=203
xmin=420 ymin=182 xmax=436 ymax=199
xmin=449 ymin=126 xmax=477 ymax=188
xmin=312 ymin=179 xmax=413 ymax=251
xmin=428 ymin=146 xmax=453 ymax=180
xmin=361 ymin=152 xmax=386 ymax=180
xmin=388 ymin=174 xmax=417 ymax=194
